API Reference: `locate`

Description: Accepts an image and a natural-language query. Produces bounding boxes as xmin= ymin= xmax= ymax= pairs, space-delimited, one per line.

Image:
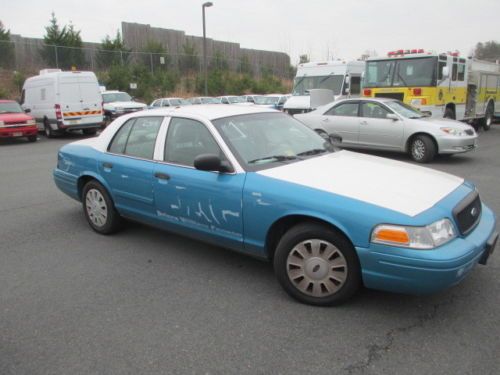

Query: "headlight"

xmin=0 ymin=120 xmax=4 ymax=127
xmin=440 ymin=127 xmax=468 ymax=136
xmin=371 ymin=218 xmax=456 ymax=249
xmin=27 ymin=119 xmax=36 ymax=125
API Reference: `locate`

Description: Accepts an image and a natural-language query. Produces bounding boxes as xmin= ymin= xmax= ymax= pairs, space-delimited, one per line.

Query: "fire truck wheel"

xmin=444 ymin=108 xmax=455 ymax=120
xmin=481 ymin=103 xmax=494 ymax=131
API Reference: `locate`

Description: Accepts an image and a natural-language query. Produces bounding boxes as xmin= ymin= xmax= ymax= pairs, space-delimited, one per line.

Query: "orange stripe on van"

xmin=63 ymin=110 xmax=102 ymax=117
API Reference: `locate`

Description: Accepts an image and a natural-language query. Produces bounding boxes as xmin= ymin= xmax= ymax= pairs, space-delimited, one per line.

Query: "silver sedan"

xmin=294 ymin=98 xmax=478 ymax=163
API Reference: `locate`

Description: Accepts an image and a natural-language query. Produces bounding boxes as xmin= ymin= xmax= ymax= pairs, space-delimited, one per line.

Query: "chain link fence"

xmin=0 ymin=39 xmax=292 ymax=79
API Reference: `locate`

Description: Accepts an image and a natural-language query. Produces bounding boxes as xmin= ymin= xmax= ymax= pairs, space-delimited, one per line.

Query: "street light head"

xmin=203 ymin=2 xmax=213 ymax=7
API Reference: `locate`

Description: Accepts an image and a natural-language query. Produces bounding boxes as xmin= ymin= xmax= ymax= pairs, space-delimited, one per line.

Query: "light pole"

xmin=202 ymin=2 xmax=213 ymax=96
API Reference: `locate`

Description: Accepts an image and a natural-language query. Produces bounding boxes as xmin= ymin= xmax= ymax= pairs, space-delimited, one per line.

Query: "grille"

xmin=5 ymin=121 xmax=27 ymax=126
xmin=465 ymin=129 xmax=474 ymax=136
xmin=124 ymin=108 xmax=143 ymax=113
xmin=375 ymin=92 xmax=404 ymax=101
xmin=453 ymin=191 xmax=482 ymax=235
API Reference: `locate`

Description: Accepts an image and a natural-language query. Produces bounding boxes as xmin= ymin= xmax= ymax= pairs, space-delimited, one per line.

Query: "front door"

xmin=358 ymin=102 xmax=404 ymax=150
xmin=153 ymin=117 xmax=245 ymax=250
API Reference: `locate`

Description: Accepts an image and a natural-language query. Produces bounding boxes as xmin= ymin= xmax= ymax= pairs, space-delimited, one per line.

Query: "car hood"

xmin=104 ymin=101 xmax=147 ymax=109
xmin=410 ymin=117 xmax=474 ymax=131
xmin=257 ymin=150 xmax=464 ymax=217
xmin=283 ymin=96 xmax=310 ymax=110
xmin=0 ymin=112 xmax=33 ymax=123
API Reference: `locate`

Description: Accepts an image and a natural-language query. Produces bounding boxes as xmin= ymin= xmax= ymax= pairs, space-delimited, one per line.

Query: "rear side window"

xmin=360 ymin=102 xmax=391 ymax=119
xmin=108 ymin=117 xmax=163 ymax=159
xmin=326 ymin=102 xmax=359 ymax=117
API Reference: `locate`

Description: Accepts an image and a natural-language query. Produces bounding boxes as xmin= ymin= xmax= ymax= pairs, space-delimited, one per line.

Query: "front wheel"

xmin=409 ymin=135 xmax=436 ymax=163
xmin=273 ymin=223 xmax=361 ymax=306
xmin=82 ymin=180 xmax=122 ymax=234
xmin=82 ymin=128 xmax=97 ymax=135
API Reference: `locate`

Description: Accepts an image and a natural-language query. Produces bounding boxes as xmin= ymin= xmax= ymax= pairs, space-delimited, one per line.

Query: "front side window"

xmin=152 ymin=100 xmax=161 ymax=107
xmin=108 ymin=117 xmax=162 ymax=159
xmin=325 ymin=102 xmax=359 ymax=117
xmin=385 ymin=101 xmax=424 ymax=119
xmin=164 ymin=118 xmax=224 ymax=167
xmin=457 ymin=64 xmax=465 ymax=81
xmin=360 ymin=102 xmax=391 ymax=119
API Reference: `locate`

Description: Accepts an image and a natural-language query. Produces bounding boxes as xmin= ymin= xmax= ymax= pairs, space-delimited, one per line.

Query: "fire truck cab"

xmin=362 ymin=49 xmax=500 ymax=129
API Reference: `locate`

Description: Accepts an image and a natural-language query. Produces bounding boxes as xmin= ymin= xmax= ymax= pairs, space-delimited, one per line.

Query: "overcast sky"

xmin=2 ymin=0 xmax=499 ymax=63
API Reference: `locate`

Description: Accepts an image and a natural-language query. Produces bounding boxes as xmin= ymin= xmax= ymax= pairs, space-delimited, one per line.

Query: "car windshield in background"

xmin=0 ymin=102 xmax=23 ymax=114
xmin=385 ymin=100 xmax=425 ymax=118
xmin=364 ymin=57 xmax=437 ymax=87
xmin=102 ymin=92 xmax=132 ymax=103
xmin=169 ymin=99 xmax=191 ymax=106
xmin=254 ymin=96 xmax=279 ymax=105
xmin=201 ymin=97 xmax=221 ymax=104
xmin=228 ymin=96 xmax=246 ymax=104
xmin=292 ymin=75 xmax=344 ymax=96
xmin=213 ymin=112 xmax=332 ymax=170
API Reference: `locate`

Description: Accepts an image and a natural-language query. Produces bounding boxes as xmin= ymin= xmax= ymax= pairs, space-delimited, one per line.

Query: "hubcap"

xmin=412 ymin=139 xmax=426 ymax=160
xmin=286 ymin=239 xmax=348 ymax=298
xmin=85 ymin=188 xmax=108 ymax=227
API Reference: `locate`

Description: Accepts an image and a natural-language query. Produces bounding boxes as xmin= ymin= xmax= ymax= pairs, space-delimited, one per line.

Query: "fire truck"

xmin=362 ymin=49 xmax=500 ymax=130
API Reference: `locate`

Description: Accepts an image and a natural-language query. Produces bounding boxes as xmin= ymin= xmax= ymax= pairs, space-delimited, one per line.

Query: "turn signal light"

xmin=373 ymin=227 xmax=410 ymax=245
xmin=363 ymin=89 xmax=372 ymax=96
xmin=413 ymin=88 xmax=422 ymax=96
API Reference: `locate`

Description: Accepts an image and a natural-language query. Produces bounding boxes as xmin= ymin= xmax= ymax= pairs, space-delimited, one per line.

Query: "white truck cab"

xmin=21 ymin=69 xmax=104 ymax=137
xmin=284 ymin=60 xmax=365 ymax=115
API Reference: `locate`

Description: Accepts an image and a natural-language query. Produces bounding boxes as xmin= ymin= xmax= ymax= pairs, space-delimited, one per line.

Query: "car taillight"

xmin=413 ymin=88 xmax=422 ymax=96
xmin=363 ymin=89 xmax=372 ymax=96
xmin=55 ymin=104 xmax=63 ymax=120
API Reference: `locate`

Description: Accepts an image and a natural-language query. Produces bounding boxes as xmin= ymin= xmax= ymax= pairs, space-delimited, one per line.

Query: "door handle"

xmin=322 ymin=117 xmax=330 ymax=122
xmin=102 ymin=162 xmax=113 ymax=169
xmin=154 ymin=172 xmax=170 ymax=180
xmin=360 ymin=120 xmax=368 ymax=125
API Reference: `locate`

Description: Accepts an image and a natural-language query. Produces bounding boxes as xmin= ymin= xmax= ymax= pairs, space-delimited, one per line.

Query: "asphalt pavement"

xmin=0 ymin=126 xmax=499 ymax=375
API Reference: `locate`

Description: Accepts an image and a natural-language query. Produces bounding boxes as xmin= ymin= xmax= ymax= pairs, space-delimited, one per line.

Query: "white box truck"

xmin=21 ymin=69 xmax=104 ymax=137
xmin=284 ymin=60 xmax=365 ymax=115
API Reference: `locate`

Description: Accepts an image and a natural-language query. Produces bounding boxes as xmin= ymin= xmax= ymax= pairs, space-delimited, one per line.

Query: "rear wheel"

xmin=409 ymin=134 xmax=436 ymax=163
xmin=82 ymin=180 xmax=122 ymax=234
xmin=44 ymin=119 xmax=57 ymax=138
xmin=481 ymin=103 xmax=494 ymax=131
xmin=273 ymin=222 xmax=361 ymax=306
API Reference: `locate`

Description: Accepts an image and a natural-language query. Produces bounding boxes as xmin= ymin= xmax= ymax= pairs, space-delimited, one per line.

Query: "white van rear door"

xmin=59 ymin=75 xmax=82 ymax=116
xmin=78 ymin=75 xmax=103 ymax=124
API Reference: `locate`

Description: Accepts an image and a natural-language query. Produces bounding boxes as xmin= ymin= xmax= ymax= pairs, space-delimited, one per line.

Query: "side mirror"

xmin=24 ymin=108 xmax=31 ymax=113
xmin=442 ymin=66 xmax=449 ymax=78
xmin=386 ymin=113 xmax=399 ymax=121
xmin=194 ymin=154 xmax=233 ymax=173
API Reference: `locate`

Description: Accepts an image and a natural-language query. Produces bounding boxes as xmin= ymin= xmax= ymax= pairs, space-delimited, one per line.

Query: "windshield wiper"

xmin=248 ymin=155 xmax=299 ymax=164
xmin=297 ymin=148 xmax=329 ymax=156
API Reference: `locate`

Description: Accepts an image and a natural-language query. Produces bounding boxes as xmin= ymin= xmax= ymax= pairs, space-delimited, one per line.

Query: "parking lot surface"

xmin=1 ymin=127 xmax=499 ymax=375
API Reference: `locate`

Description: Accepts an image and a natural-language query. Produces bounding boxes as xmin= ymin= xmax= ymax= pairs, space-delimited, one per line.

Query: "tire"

xmin=82 ymin=128 xmax=97 ymax=136
xmin=409 ymin=134 xmax=436 ymax=163
xmin=27 ymin=135 xmax=37 ymax=142
xmin=82 ymin=180 xmax=122 ymax=235
xmin=315 ymin=129 xmax=329 ymax=140
xmin=481 ymin=103 xmax=494 ymax=131
xmin=44 ymin=119 xmax=57 ymax=138
xmin=444 ymin=107 xmax=455 ymax=120
xmin=273 ymin=222 xmax=361 ymax=306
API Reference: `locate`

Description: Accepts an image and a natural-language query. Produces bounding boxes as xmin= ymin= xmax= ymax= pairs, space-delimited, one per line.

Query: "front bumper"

xmin=436 ymin=134 xmax=478 ymax=154
xmin=356 ymin=204 xmax=497 ymax=295
xmin=0 ymin=125 xmax=38 ymax=138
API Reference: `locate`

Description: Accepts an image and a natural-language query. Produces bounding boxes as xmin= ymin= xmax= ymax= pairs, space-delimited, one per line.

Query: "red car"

xmin=0 ymin=100 xmax=38 ymax=142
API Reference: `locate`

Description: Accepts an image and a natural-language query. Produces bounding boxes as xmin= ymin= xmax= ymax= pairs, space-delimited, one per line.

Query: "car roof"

xmin=337 ymin=97 xmax=397 ymax=104
xmin=140 ymin=104 xmax=277 ymax=120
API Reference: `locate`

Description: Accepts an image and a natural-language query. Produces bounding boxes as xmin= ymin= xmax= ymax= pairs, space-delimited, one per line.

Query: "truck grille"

xmin=375 ymin=92 xmax=404 ymax=101
xmin=453 ymin=191 xmax=482 ymax=235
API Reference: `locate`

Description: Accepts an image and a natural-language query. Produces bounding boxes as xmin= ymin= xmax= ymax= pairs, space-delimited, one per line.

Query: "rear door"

xmin=321 ymin=101 xmax=360 ymax=146
xmin=58 ymin=74 xmax=82 ymax=123
xmin=78 ymin=74 xmax=103 ymax=124
xmin=358 ymin=101 xmax=404 ymax=150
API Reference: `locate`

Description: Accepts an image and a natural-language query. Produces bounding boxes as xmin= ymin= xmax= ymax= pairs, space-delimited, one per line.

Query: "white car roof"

xmin=142 ymin=104 xmax=277 ymax=120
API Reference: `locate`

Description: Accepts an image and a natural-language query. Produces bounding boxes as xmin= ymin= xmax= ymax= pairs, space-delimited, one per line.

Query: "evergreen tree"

xmin=97 ymin=30 xmax=130 ymax=68
xmin=475 ymin=41 xmax=500 ymax=62
xmin=0 ymin=21 xmax=14 ymax=68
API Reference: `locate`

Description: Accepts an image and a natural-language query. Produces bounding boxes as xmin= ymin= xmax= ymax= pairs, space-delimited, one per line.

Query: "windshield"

xmin=254 ymin=96 xmax=280 ymax=105
xmin=201 ymin=97 xmax=221 ymax=104
xmin=169 ymin=99 xmax=191 ymax=106
xmin=228 ymin=96 xmax=246 ymax=104
xmin=292 ymin=75 xmax=344 ymax=96
xmin=102 ymin=92 xmax=132 ymax=103
xmin=0 ymin=102 xmax=23 ymax=114
xmin=364 ymin=57 xmax=437 ymax=88
xmin=385 ymin=100 xmax=425 ymax=118
xmin=213 ymin=112 xmax=332 ymax=171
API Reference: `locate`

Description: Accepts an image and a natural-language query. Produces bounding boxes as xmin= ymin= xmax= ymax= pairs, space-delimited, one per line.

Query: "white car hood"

xmin=283 ymin=96 xmax=310 ymax=110
xmin=414 ymin=117 xmax=474 ymax=130
xmin=257 ymin=151 xmax=464 ymax=217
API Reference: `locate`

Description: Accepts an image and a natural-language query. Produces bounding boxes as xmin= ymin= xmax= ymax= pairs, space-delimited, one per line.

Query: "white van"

xmin=21 ymin=69 xmax=104 ymax=137
xmin=284 ymin=60 xmax=365 ymax=115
